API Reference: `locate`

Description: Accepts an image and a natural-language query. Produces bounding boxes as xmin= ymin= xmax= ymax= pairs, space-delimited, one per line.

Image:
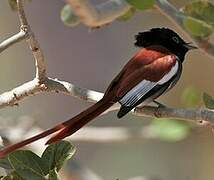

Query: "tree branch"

xmin=134 ymin=106 xmax=214 ymax=126
xmin=1 ymin=75 xmax=214 ymax=126
xmin=0 ymin=77 xmax=103 ymax=108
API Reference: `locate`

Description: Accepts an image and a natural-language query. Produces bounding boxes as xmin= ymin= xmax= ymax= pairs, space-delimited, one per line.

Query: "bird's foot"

xmin=153 ymin=100 xmax=165 ymax=118
xmin=153 ymin=100 xmax=166 ymax=108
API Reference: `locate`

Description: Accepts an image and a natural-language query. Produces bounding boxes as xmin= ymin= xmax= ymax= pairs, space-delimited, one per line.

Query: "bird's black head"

xmin=135 ymin=28 xmax=197 ymax=61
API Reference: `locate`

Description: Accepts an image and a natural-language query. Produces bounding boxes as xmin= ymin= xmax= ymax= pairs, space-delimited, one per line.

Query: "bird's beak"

xmin=184 ymin=42 xmax=198 ymax=50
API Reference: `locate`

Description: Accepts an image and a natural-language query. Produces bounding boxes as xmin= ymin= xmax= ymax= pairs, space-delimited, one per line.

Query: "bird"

xmin=0 ymin=27 xmax=197 ymax=157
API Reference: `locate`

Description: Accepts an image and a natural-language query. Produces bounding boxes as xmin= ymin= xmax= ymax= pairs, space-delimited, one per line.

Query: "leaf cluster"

xmin=0 ymin=141 xmax=75 ymax=180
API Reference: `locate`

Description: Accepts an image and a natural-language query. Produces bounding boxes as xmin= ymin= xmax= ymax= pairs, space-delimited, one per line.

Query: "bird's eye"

xmin=172 ymin=36 xmax=179 ymax=44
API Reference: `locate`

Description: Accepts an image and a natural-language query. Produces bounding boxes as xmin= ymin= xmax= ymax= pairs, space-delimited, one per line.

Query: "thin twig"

xmin=17 ymin=0 xmax=47 ymax=80
xmin=17 ymin=0 xmax=28 ymax=26
xmin=0 ymin=30 xmax=27 ymax=53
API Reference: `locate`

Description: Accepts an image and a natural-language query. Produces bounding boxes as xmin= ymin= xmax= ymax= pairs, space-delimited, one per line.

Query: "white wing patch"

xmin=119 ymin=59 xmax=179 ymax=107
xmin=119 ymin=80 xmax=156 ymax=106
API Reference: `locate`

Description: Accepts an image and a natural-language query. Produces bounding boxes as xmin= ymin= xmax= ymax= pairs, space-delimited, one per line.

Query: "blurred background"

xmin=0 ymin=0 xmax=214 ymax=179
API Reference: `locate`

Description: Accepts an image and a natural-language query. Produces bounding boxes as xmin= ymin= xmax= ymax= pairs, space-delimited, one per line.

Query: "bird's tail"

xmin=0 ymin=94 xmax=115 ymax=157
xmin=46 ymin=94 xmax=115 ymax=144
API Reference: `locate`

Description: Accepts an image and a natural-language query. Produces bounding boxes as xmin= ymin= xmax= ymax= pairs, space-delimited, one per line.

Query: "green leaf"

xmin=203 ymin=92 xmax=214 ymax=109
xmin=0 ymin=156 xmax=12 ymax=170
xmin=182 ymin=1 xmax=214 ymax=37
xmin=181 ymin=87 xmax=200 ymax=107
xmin=8 ymin=150 xmax=47 ymax=180
xmin=41 ymin=141 xmax=75 ymax=172
xmin=48 ymin=169 xmax=59 ymax=180
xmin=183 ymin=16 xmax=213 ymax=37
xmin=182 ymin=1 xmax=214 ymax=27
xmin=117 ymin=7 xmax=136 ymax=21
xmin=61 ymin=4 xmax=80 ymax=27
xmin=150 ymin=119 xmax=190 ymax=142
xmin=125 ymin=0 xmax=155 ymax=11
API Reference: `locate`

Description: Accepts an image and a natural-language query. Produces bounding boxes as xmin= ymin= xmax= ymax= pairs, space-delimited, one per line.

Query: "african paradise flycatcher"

xmin=0 ymin=27 xmax=197 ymax=157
